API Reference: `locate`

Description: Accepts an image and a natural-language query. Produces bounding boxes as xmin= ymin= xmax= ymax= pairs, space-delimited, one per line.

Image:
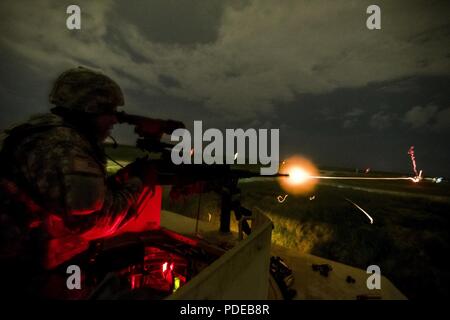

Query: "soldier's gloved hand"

xmin=137 ymin=164 xmax=158 ymax=186
xmin=128 ymin=158 xmax=158 ymax=186
xmin=115 ymin=157 xmax=158 ymax=186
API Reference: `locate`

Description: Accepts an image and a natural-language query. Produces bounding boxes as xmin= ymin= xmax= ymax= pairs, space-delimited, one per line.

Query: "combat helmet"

xmin=49 ymin=66 xmax=124 ymax=114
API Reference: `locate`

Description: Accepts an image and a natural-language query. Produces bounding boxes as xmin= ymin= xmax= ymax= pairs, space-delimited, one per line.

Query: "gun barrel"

xmin=231 ymin=170 xmax=289 ymax=178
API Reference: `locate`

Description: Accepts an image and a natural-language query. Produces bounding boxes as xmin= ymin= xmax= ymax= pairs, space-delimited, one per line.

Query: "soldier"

xmin=0 ymin=66 xmax=156 ymax=297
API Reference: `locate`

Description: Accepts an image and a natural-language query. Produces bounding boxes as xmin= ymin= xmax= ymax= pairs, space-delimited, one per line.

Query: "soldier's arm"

xmin=27 ymin=137 xmax=145 ymax=236
xmin=63 ymin=149 xmax=145 ymax=236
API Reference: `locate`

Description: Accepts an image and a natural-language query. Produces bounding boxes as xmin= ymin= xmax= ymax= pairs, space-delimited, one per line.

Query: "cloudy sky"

xmin=1 ymin=0 xmax=449 ymax=175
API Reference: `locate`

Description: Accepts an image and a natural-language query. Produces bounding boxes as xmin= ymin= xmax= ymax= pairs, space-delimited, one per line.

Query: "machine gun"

xmin=115 ymin=111 xmax=288 ymax=235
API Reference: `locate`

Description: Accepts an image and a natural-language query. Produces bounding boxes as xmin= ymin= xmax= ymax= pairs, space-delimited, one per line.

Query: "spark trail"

xmin=308 ymin=175 xmax=421 ymax=182
xmin=408 ymin=146 xmax=419 ymax=177
xmin=278 ymin=155 xmax=425 ymax=197
xmin=277 ymin=194 xmax=288 ymax=203
xmin=345 ymin=198 xmax=374 ymax=224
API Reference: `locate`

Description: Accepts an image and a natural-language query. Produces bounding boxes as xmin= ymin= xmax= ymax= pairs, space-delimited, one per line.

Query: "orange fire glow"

xmin=278 ymin=156 xmax=319 ymax=195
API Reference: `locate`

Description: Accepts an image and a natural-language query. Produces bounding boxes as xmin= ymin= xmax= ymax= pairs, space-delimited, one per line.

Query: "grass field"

xmin=106 ymin=145 xmax=450 ymax=299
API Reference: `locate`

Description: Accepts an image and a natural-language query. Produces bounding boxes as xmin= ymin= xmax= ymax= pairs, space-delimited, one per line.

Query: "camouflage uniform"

xmin=0 ymin=68 xmax=146 ymax=277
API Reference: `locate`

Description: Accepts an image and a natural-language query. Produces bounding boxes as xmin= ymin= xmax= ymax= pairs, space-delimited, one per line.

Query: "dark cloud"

xmin=407 ymin=22 xmax=450 ymax=45
xmin=112 ymin=0 xmax=226 ymax=46
xmin=403 ymin=105 xmax=439 ymax=129
xmin=158 ymin=74 xmax=181 ymax=89
xmin=104 ymin=30 xmax=154 ymax=64
xmin=433 ymin=108 xmax=450 ymax=132
xmin=370 ymin=112 xmax=394 ymax=130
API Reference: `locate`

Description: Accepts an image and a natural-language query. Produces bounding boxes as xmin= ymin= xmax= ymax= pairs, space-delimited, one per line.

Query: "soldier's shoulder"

xmin=44 ymin=126 xmax=86 ymax=145
xmin=30 ymin=113 xmax=86 ymax=144
xmin=6 ymin=113 xmax=90 ymax=151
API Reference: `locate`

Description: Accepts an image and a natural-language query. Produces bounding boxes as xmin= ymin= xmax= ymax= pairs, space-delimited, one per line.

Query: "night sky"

xmin=1 ymin=0 xmax=449 ymax=176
